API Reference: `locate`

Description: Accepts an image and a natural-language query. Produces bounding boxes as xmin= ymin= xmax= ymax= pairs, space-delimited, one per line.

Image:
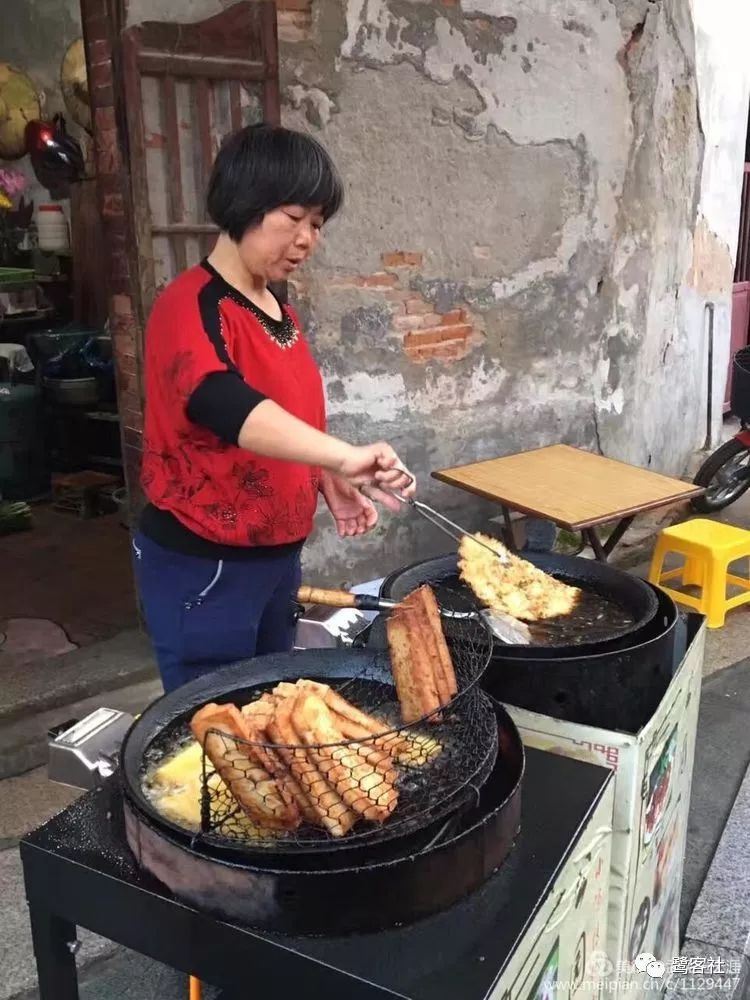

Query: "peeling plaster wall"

xmin=280 ymin=0 xmax=706 ymax=582
xmin=125 ymin=0 xmax=741 ymax=584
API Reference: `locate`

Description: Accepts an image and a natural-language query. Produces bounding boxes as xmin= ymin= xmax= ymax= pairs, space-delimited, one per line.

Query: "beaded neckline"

xmin=201 ymin=260 xmax=299 ymax=349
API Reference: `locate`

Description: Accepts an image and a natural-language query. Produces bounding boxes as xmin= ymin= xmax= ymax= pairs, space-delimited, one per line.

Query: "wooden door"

xmin=80 ymin=0 xmax=279 ymax=507
xmin=728 ymin=162 xmax=750 ymax=412
xmin=121 ymin=1 xmax=280 ymax=334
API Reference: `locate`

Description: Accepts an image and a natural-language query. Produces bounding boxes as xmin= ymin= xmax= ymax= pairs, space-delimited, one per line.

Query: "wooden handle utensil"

xmin=297 ymin=586 xmax=361 ymax=608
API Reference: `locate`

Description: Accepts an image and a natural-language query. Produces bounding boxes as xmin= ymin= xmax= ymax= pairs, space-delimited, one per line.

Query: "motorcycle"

xmin=692 ymin=346 xmax=750 ymax=513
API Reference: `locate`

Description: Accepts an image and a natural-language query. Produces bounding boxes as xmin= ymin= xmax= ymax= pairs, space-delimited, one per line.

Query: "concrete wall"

xmin=281 ymin=0 xmax=710 ymax=582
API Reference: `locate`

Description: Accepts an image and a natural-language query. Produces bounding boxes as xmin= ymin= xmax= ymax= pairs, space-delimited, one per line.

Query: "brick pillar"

xmin=80 ymin=0 xmax=144 ymax=513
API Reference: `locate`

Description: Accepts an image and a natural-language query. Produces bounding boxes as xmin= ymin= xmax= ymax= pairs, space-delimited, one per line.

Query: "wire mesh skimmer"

xmin=196 ymin=679 xmax=499 ymax=855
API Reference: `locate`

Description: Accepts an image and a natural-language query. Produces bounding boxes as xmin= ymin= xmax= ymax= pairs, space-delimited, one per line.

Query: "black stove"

xmin=21 ymin=747 xmax=612 ymax=1000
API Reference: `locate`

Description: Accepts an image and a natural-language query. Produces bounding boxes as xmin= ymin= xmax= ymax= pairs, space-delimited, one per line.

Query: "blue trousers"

xmin=132 ymin=532 xmax=302 ymax=693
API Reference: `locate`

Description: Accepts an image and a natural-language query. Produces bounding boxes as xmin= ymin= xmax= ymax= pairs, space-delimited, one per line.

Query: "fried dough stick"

xmin=267 ymin=696 xmax=358 ymax=837
xmin=190 ymin=703 xmax=299 ymax=830
xmin=402 ymin=586 xmax=457 ymax=705
xmin=242 ymin=699 xmax=320 ymax=826
xmin=291 ymin=680 xmax=407 ymax=757
xmin=279 ymin=681 xmax=439 ymax=767
xmin=292 ymin=693 xmax=399 ymax=824
xmin=387 ymin=610 xmax=442 ymax=724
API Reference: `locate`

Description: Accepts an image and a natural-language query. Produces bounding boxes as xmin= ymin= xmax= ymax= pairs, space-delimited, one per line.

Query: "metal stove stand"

xmin=21 ymin=747 xmax=611 ymax=1000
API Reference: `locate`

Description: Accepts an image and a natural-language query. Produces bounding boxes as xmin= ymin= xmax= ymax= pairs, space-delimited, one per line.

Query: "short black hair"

xmin=206 ymin=123 xmax=344 ymax=241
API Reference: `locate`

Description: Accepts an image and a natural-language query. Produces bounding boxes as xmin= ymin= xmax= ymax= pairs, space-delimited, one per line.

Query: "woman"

xmin=134 ymin=124 xmax=414 ymax=693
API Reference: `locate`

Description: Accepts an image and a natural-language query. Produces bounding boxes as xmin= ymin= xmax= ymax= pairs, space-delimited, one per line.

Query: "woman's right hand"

xmin=336 ymin=443 xmax=415 ymax=512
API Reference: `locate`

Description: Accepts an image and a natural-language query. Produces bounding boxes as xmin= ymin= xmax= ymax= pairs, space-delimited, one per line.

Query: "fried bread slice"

xmin=459 ymin=532 xmax=580 ymax=621
xmin=268 ymin=695 xmax=357 ymax=837
xmin=190 ymin=703 xmax=299 ymax=830
xmin=292 ymin=693 xmax=398 ymax=823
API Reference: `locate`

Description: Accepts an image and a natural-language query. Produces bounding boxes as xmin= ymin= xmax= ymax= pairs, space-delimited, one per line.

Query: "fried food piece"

xmin=241 ymin=695 xmax=276 ymax=727
xmin=267 ymin=696 xmax=357 ymax=837
xmin=387 ymin=610 xmax=442 ymax=724
xmin=459 ymin=532 xmax=581 ymax=621
xmin=402 ymin=585 xmax=457 ymax=704
xmin=289 ymin=680 xmax=434 ymax=767
xmin=395 ymin=732 xmax=443 ymax=767
xmin=292 ymin=680 xmax=407 ymax=757
xmin=292 ymin=694 xmax=398 ymax=823
xmin=190 ymin=703 xmax=299 ymax=830
xmin=241 ymin=705 xmax=321 ymax=828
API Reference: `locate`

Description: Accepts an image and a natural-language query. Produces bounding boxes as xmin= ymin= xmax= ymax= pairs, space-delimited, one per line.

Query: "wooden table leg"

xmin=501 ymin=506 xmax=517 ymax=552
xmin=28 ymin=906 xmax=80 ymax=1000
xmin=582 ymin=517 xmax=635 ymax=561
xmin=603 ymin=516 xmax=635 ymax=557
xmin=583 ymin=528 xmax=608 ymax=562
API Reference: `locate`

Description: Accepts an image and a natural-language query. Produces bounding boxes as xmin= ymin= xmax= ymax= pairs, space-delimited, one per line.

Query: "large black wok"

xmin=376 ymin=554 xmax=678 ymax=733
xmin=380 ymin=551 xmax=659 ymax=655
xmin=481 ymin=582 xmax=680 ymax=732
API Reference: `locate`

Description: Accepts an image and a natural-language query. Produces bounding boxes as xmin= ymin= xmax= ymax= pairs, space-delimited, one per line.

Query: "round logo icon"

xmin=587 ymin=951 xmax=614 ymax=977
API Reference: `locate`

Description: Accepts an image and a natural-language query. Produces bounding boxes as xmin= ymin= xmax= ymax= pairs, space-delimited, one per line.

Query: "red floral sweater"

xmin=140 ymin=262 xmax=325 ymax=555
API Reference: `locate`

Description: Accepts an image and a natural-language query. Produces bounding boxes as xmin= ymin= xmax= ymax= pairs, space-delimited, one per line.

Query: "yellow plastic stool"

xmin=649 ymin=518 xmax=750 ymax=628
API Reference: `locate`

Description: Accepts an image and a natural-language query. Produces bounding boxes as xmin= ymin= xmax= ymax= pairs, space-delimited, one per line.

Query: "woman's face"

xmin=237 ymin=205 xmax=324 ymax=282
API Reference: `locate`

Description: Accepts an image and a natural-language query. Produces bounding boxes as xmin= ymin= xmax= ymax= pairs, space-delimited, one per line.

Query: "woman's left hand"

xmin=321 ymin=472 xmax=378 ymax=537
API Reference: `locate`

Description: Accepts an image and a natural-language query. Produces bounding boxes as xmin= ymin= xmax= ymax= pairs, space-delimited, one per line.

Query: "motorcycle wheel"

xmin=692 ymin=438 xmax=750 ymax=512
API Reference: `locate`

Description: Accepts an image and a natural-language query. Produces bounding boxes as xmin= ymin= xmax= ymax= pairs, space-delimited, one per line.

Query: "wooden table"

xmin=433 ymin=444 xmax=704 ymax=561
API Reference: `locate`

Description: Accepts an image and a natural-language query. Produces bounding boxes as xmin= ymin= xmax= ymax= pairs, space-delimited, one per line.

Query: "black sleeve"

xmin=186 ymin=371 xmax=267 ymax=445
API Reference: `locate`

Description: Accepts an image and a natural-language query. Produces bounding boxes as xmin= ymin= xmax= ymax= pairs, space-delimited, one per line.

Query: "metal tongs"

xmin=358 ymin=477 xmax=531 ymax=645
xmin=364 ymin=475 xmax=510 ymax=565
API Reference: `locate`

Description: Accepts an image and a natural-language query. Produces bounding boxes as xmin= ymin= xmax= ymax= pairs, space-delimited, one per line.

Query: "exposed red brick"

xmin=123 ymin=446 xmax=144 ymax=494
xmin=123 ymin=427 xmax=143 ymax=449
xmin=440 ymin=309 xmax=465 ymax=325
xmin=405 ymin=338 xmax=472 ymax=363
xmin=396 ymin=313 xmax=442 ymax=332
xmin=89 ymin=62 xmax=112 ymax=90
xmin=107 ymin=275 xmax=133 ymax=296
xmin=91 ymin=82 xmax=114 ymax=106
xmin=90 ymin=38 xmax=112 ymax=66
xmin=403 ymin=324 xmax=472 ymax=349
xmin=111 ymin=250 xmax=131 ymax=282
xmin=102 ymin=193 xmax=124 ymax=218
xmin=145 ymin=132 xmax=167 ymax=149
xmin=95 ymin=128 xmax=121 ymax=175
xmin=117 ymin=351 xmax=138 ymax=374
xmin=382 ymin=251 xmax=423 ymax=268
xmin=119 ymin=389 xmax=141 ymax=415
xmin=403 ymin=323 xmax=473 ymax=363
xmin=111 ymin=294 xmax=133 ymax=318
xmin=359 ymin=272 xmax=398 ymax=288
xmin=81 ymin=0 xmax=107 ymax=24
xmin=94 ymin=106 xmax=116 ymax=132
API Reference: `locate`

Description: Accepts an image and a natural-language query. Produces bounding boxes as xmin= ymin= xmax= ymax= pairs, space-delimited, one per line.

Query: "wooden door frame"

xmin=80 ymin=0 xmax=280 ymax=511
